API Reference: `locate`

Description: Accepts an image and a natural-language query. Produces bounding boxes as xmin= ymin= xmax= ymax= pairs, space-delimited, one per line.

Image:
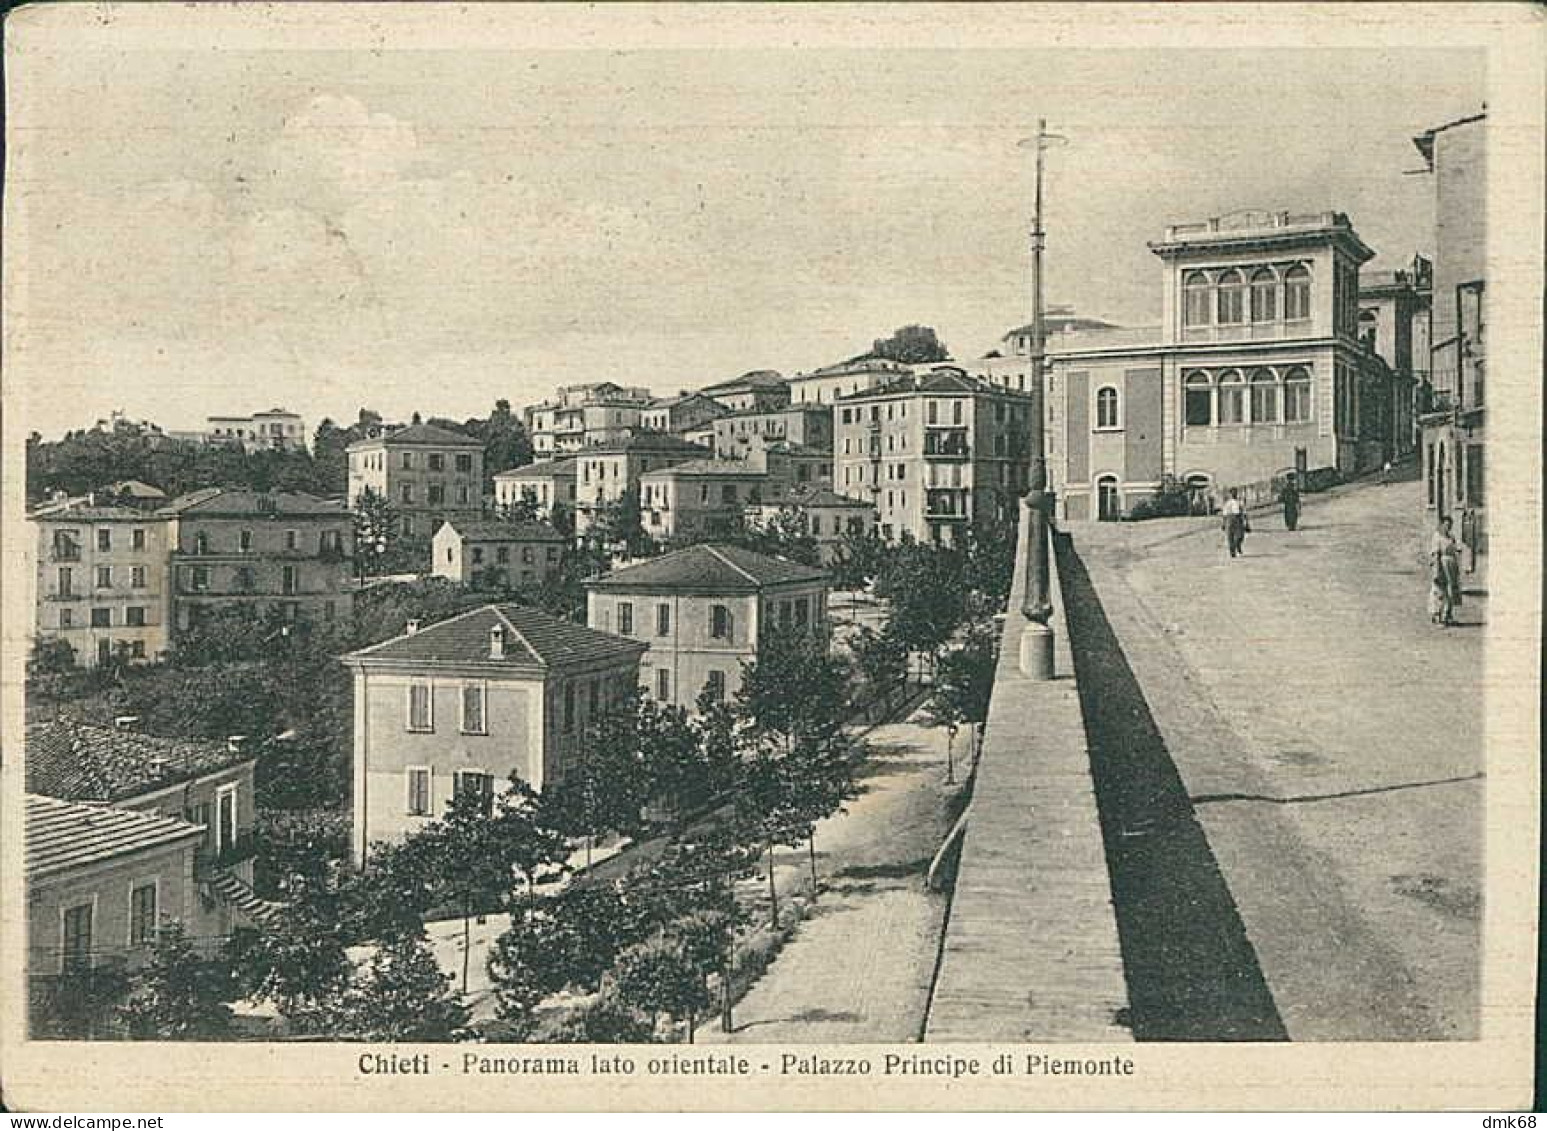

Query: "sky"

xmin=8 ymin=37 xmax=1485 ymax=440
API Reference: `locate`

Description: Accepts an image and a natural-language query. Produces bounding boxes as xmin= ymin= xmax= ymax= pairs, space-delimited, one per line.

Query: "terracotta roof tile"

xmin=344 ymin=603 xmax=646 ymax=669
xmin=25 ymin=720 xmax=255 ymax=804
xmin=589 ymin=543 xmax=826 ymax=593
xmin=26 ymin=795 xmax=205 ymax=879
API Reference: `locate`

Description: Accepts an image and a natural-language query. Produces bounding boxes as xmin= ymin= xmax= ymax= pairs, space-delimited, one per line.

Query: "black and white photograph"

xmin=2 ymin=1 xmax=1539 ymax=1113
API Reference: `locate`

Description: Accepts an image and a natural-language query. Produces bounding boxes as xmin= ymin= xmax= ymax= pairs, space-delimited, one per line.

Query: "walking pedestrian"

xmin=1382 ymin=459 xmax=1393 ymax=486
xmin=1222 ymin=488 xmax=1247 ymax=558
xmin=1280 ymin=475 xmax=1301 ymax=532
xmin=1429 ymin=514 xmax=1463 ymax=626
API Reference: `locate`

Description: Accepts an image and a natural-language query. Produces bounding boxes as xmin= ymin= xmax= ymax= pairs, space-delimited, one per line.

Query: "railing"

xmin=196 ymin=832 xmax=257 ymax=875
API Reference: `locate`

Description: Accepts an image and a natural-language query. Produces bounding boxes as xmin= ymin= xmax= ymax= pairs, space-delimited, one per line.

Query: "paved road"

xmin=1072 ymin=478 xmax=1483 ymax=1040
xmin=701 ymin=706 xmax=962 ymax=1044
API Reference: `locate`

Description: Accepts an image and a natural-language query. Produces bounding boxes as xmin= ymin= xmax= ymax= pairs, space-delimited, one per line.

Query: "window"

xmin=234 ymin=566 xmax=255 ymax=592
xmin=240 ymin=529 xmax=253 ymax=553
xmin=1095 ymin=386 xmax=1120 ymax=430
xmin=618 ymin=602 xmax=633 ymax=635
xmin=401 ymin=451 xmax=414 ymax=470
xmin=61 ymin=902 xmax=93 ymax=973
xmin=927 ymin=400 xmax=938 ymax=425
xmin=1217 ymin=371 xmax=1245 ymax=424
xmin=704 ymin=669 xmax=726 ymax=704
xmin=721 ymin=483 xmax=737 ymax=505
xmin=1184 ymin=371 xmax=1213 ymax=426
xmin=1284 ymin=264 xmax=1311 ymax=320
xmin=472 ymin=546 xmax=485 ymax=565
xmin=91 ymin=607 xmax=111 ymax=628
xmin=1097 ymin=476 xmax=1122 ymax=522
xmin=454 ymin=770 xmax=494 ymax=816
xmin=60 ymin=608 xmax=72 ymax=629
xmin=132 ymin=528 xmax=146 ymax=551
xmin=563 ymin=684 xmax=577 ymax=732
xmin=216 ymin=785 xmax=238 ymax=855
xmin=794 ymin=596 xmax=809 ymax=627
xmin=710 ymin=604 xmax=731 ymax=640
xmin=285 ymin=529 xmax=299 ymax=551
xmin=1250 ymin=268 xmax=1277 ymax=322
xmin=96 ymin=566 xmax=112 ymax=589
xmin=126 ymin=607 xmax=146 ymax=628
xmin=428 ymin=485 xmax=445 ymax=505
xmin=546 ymin=546 xmax=559 ymax=563
xmin=402 ymin=516 xmax=415 ymax=537
xmin=96 ymin=528 xmax=112 ymax=552
xmin=282 ymin=565 xmax=298 ymax=595
xmin=1183 ymin=271 xmax=1211 ymax=326
xmin=1283 ymin=367 xmax=1312 ymax=423
xmin=192 ymin=532 xmax=209 ymax=555
xmin=779 ymin=601 xmax=793 ymax=629
xmin=456 ymin=454 xmax=473 ymax=473
xmin=129 ymin=882 xmax=157 ymax=946
xmin=522 ymin=546 xmax=535 ymax=564
xmin=657 ymin=603 xmax=671 ymax=636
xmin=58 ymin=566 xmax=73 ymax=596
xmin=401 ymin=484 xmax=415 ymax=504
xmin=458 ymin=485 xmax=471 ymax=505
xmin=408 ymin=682 xmax=433 ymax=732
xmin=461 ymin=683 xmax=486 ymax=734
xmin=406 ymin=767 xmax=432 ymax=816
xmin=131 ymin=565 xmax=146 ymax=588
xmin=1214 ymin=269 xmax=1246 ymax=325
xmin=656 ymin=667 xmax=671 ymax=702
xmin=428 ymin=453 xmax=445 ymax=472
xmin=190 ymin=565 xmax=211 ymax=592
xmin=1249 ymin=369 xmax=1279 ymax=424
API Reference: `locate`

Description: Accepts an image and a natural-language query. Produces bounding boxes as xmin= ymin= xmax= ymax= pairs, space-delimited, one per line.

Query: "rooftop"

xmin=589 ymin=543 xmax=827 ymax=593
xmin=158 ymin=488 xmax=348 ymax=517
xmin=346 ymin=421 xmax=483 ymax=450
xmin=344 ymin=603 xmax=647 ymax=670
xmin=1149 ymin=209 xmax=1375 ymax=262
xmin=699 ymin=369 xmax=787 ymax=394
xmin=640 ymin=458 xmax=768 ymax=479
xmin=757 ymin=486 xmax=874 ymax=510
xmin=493 ymin=457 xmax=578 ymax=480
xmin=580 ymin=434 xmax=711 ymax=457
xmin=441 ymin=519 xmax=566 ymax=542
xmin=29 ymin=502 xmax=159 ymax=524
xmin=26 ymin=720 xmax=256 ymax=805
xmin=836 ymin=368 xmax=1027 ymax=401
xmin=26 ymin=794 xmax=206 ymax=880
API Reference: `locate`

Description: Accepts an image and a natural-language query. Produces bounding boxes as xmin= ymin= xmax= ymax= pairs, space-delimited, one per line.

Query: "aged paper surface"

xmin=2 ymin=1 xmax=1541 ymax=1112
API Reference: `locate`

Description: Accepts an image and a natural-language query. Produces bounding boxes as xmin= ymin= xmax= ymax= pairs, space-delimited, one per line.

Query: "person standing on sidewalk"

xmin=1222 ymin=488 xmax=1247 ymax=558
xmin=1429 ymin=514 xmax=1463 ymax=626
xmin=1280 ymin=475 xmax=1301 ymax=532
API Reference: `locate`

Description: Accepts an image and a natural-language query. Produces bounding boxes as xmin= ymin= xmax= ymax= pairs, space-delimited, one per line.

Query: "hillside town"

xmin=21 ymin=96 xmax=1487 ymax=1048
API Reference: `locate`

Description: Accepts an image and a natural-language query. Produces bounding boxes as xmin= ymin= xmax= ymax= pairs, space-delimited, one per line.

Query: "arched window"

xmin=1096 ymin=476 xmax=1121 ymax=522
xmin=1250 ymin=267 xmax=1277 ymax=322
xmin=1217 ymin=369 xmax=1245 ymax=424
xmin=1095 ymin=385 xmax=1120 ymax=429
xmin=1284 ymin=264 xmax=1312 ymax=321
xmin=1184 ymin=371 xmax=1214 ymax=426
xmin=1183 ymin=271 xmax=1211 ymax=327
xmin=1249 ymin=368 xmax=1279 ymax=424
xmin=1216 ymin=269 xmax=1246 ymax=325
xmin=1283 ymin=366 xmax=1312 ymax=423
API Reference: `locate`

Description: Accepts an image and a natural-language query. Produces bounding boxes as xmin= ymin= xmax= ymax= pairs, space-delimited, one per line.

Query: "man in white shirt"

xmin=1221 ymin=488 xmax=1247 ymax=558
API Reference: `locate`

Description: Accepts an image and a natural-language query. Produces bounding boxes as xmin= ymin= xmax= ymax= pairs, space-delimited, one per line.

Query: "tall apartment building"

xmin=832 ymin=367 xmax=1034 ymax=544
xmin=159 ymin=489 xmax=353 ymax=632
xmin=29 ymin=503 xmax=172 ymax=668
xmin=1413 ymin=112 xmax=1486 ymax=553
xmin=712 ymin=405 xmax=834 ymax=461
xmin=1043 ymin=209 xmax=1406 ymax=521
xmin=524 ymin=382 xmax=654 ymax=457
xmin=346 ymin=422 xmax=485 ymax=539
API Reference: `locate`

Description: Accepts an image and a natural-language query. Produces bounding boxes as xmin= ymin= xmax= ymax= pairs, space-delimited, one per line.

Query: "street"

xmin=702 ymin=705 xmax=963 ymax=1043
xmin=1070 ymin=475 xmax=1484 ymax=1039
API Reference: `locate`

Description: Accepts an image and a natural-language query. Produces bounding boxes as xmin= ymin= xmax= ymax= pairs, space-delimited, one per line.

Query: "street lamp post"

xmin=1018 ymin=120 xmax=1063 ymax=680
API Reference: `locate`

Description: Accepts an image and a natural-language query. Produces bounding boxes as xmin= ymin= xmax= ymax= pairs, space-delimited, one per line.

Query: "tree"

xmin=734 ymin=628 xmax=848 ymax=751
xmin=479 ymin=398 xmax=534 ymax=491
xmin=118 ymin=922 xmax=237 ymax=1040
xmin=485 ymin=905 xmax=582 ymax=1036
xmin=352 ymin=484 xmax=399 ymax=579
xmin=875 ymin=538 xmax=970 ymax=672
xmin=228 ymin=873 xmax=352 ymax=1034
xmin=829 ymin=527 xmax=888 ymax=592
xmin=588 ymin=489 xmax=650 ymax=556
xmin=341 ymin=931 xmax=469 ymax=1042
xmin=928 ymin=618 xmax=999 ymax=780
xmin=849 ymin=624 xmax=909 ymax=719
xmin=871 ymin=324 xmax=948 ymax=365
xmin=536 ymin=989 xmax=652 ymax=1043
xmin=542 ymin=692 xmax=653 ymax=865
xmin=732 ymin=505 xmax=820 ymax=567
xmin=610 ymin=931 xmax=710 ymax=1042
xmin=28 ymin=636 xmax=77 ymax=677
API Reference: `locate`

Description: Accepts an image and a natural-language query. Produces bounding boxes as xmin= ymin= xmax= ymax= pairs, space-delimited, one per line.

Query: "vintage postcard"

xmin=2 ymin=1 xmax=1541 ymax=1113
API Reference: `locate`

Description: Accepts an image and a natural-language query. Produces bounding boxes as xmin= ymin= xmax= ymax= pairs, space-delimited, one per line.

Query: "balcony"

xmin=50 ymin=546 xmax=82 ymax=562
xmin=923 ymin=428 xmax=971 ymax=460
xmin=195 ymin=831 xmax=257 ymax=876
xmin=925 ymin=489 xmax=970 ymax=521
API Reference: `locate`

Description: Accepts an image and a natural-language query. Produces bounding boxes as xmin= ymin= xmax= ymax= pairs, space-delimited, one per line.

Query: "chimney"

xmin=227 ymin=735 xmax=248 ymax=753
xmin=113 ymin=715 xmax=140 ymax=730
xmin=489 ymin=624 xmax=506 ymax=660
xmin=405 ymin=619 xmax=420 ymax=635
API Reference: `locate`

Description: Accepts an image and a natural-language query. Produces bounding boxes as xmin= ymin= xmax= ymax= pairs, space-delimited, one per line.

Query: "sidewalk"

xmin=1071 ymin=478 xmax=1483 ymax=1039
